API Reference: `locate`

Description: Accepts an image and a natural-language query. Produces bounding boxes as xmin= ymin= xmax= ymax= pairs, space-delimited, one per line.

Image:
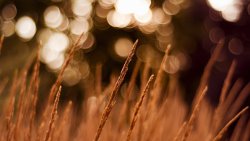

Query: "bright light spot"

xmin=107 ymin=10 xmax=132 ymax=28
xmin=134 ymin=9 xmax=152 ymax=25
xmin=133 ymin=0 xmax=151 ymax=15
xmin=47 ymin=53 xmax=65 ymax=70
xmin=15 ymin=16 xmax=36 ymax=40
xmin=115 ymin=0 xmax=151 ymax=15
xmin=1 ymin=20 xmax=15 ymax=37
xmin=70 ymin=19 xmax=89 ymax=35
xmin=72 ymin=0 xmax=93 ymax=17
xmin=39 ymin=31 xmax=69 ymax=69
xmin=207 ymin=0 xmax=243 ymax=22
xmin=44 ymin=5 xmax=63 ymax=28
xmin=1 ymin=4 xmax=17 ymax=20
xmin=45 ymin=32 xmax=70 ymax=52
xmin=40 ymin=46 xmax=61 ymax=63
xmin=114 ymin=38 xmax=133 ymax=58
xmin=207 ymin=0 xmax=234 ymax=11
xmin=222 ymin=5 xmax=242 ymax=22
xmin=115 ymin=0 xmax=135 ymax=14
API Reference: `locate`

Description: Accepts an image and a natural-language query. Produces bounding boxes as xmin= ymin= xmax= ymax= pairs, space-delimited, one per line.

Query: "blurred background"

xmin=0 ymin=0 xmax=250 ymax=106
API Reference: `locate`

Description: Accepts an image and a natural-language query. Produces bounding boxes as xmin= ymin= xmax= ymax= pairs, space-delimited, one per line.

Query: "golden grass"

xmin=0 ymin=38 xmax=249 ymax=141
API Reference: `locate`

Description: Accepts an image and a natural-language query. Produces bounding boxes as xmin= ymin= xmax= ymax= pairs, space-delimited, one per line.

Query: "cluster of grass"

xmin=0 ymin=38 xmax=249 ymax=141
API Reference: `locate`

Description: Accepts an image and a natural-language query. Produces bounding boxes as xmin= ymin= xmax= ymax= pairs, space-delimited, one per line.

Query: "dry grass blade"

xmin=93 ymin=39 xmax=138 ymax=141
xmin=117 ymin=60 xmax=141 ymax=132
xmin=194 ymin=39 xmax=224 ymax=105
xmin=181 ymin=86 xmax=208 ymax=141
xmin=27 ymin=53 xmax=40 ymax=141
xmin=48 ymin=33 xmax=84 ymax=104
xmin=125 ymin=60 xmax=141 ymax=100
xmin=213 ymin=79 xmax=243 ymax=129
xmin=242 ymin=118 xmax=250 ymax=141
xmin=219 ymin=60 xmax=237 ymax=104
xmin=151 ymin=45 xmax=171 ymax=107
xmin=6 ymin=97 xmax=15 ymax=141
xmin=126 ymin=74 xmax=155 ymax=141
xmin=0 ymin=78 xmax=8 ymax=96
xmin=212 ymin=106 xmax=249 ymax=141
xmin=230 ymin=112 xmax=247 ymax=141
xmin=173 ymin=122 xmax=187 ymax=141
xmin=14 ymin=70 xmax=28 ymax=140
xmin=0 ymin=35 xmax=4 ymax=54
xmin=44 ymin=86 xmax=62 ymax=141
xmin=226 ymin=83 xmax=250 ymax=121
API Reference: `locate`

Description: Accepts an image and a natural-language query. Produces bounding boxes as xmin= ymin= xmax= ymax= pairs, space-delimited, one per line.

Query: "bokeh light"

xmin=70 ymin=18 xmax=89 ymax=35
xmin=163 ymin=55 xmax=180 ymax=74
xmin=44 ymin=5 xmax=63 ymax=29
xmin=163 ymin=0 xmax=180 ymax=15
xmin=47 ymin=53 xmax=65 ymax=70
xmin=44 ymin=32 xmax=69 ymax=52
xmin=15 ymin=16 xmax=36 ymax=40
xmin=1 ymin=20 xmax=15 ymax=37
xmin=134 ymin=9 xmax=152 ymax=25
xmin=107 ymin=10 xmax=132 ymax=28
xmin=228 ymin=38 xmax=244 ymax=55
xmin=39 ymin=29 xmax=69 ymax=70
xmin=207 ymin=0 xmax=234 ymax=11
xmin=114 ymin=38 xmax=133 ymax=58
xmin=1 ymin=4 xmax=17 ymax=20
xmin=40 ymin=46 xmax=61 ymax=63
xmin=115 ymin=0 xmax=151 ymax=15
xmin=207 ymin=0 xmax=243 ymax=22
xmin=72 ymin=0 xmax=93 ymax=18
xmin=63 ymin=66 xmax=82 ymax=86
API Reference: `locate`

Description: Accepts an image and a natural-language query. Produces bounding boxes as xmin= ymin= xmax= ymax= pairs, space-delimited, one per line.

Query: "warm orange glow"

xmin=114 ymin=38 xmax=133 ymax=58
xmin=1 ymin=20 xmax=15 ymax=37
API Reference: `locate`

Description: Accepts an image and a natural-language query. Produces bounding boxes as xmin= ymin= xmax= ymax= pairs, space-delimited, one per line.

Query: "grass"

xmin=0 ymin=38 xmax=249 ymax=141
